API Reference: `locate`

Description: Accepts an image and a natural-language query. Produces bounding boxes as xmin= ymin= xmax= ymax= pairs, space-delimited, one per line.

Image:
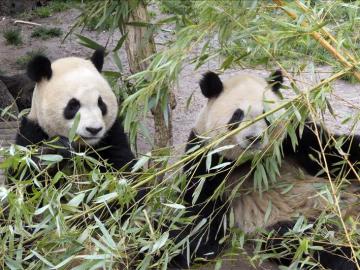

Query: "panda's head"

xmin=26 ymin=50 xmax=118 ymax=146
xmin=194 ymin=70 xmax=284 ymax=160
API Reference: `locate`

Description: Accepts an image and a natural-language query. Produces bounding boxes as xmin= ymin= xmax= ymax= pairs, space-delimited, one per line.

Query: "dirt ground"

xmin=1 ymin=6 xmax=360 ymax=270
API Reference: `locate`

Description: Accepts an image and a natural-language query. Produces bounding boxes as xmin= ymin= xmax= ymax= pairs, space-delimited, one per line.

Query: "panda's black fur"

xmin=171 ymin=71 xmax=360 ymax=269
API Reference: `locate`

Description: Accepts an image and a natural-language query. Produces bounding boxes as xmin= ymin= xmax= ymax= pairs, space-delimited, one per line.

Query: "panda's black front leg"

xmin=95 ymin=118 xmax=136 ymax=171
xmin=284 ymin=122 xmax=360 ymax=178
xmin=183 ymin=130 xmax=234 ymax=204
xmin=16 ymin=117 xmax=49 ymax=146
xmin=11 ymin=117 xmax=73 ymax=191
xmin=89 ymin=118 xmax=148 ymax=224
xmin=334 ymin=132 xmax=360 ymax=178
xmin=167 ymin=130 xmax=229 ymax=267
xmin=16 ymin=117 xmax=73 ymax=159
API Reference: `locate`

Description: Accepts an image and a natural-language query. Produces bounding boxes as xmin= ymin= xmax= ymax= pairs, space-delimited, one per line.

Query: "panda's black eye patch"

xmin=228 ymin=109 xmax=244 ymax=130
xmin=98 ymin=97 xmax=107 ymax=115
xmin=64 ymin=98 xmax=80 ymax=119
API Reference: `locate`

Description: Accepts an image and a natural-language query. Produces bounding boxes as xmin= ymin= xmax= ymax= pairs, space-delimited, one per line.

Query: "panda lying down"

xmin=171 ymin=70 xmax=360 ymax=269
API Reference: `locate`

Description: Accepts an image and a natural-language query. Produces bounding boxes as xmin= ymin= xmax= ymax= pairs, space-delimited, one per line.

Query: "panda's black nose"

xmin=86 ymin=127 xmax=103 ymax=135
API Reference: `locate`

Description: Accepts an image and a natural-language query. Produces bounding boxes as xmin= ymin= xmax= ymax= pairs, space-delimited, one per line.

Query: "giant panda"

xmin=3 ymin=50 xmax=147 ymax=266
xmin=14 ymin=49 xmax=135 ymax=177
xmin=171 ymin=70 xmax=360 ymax=269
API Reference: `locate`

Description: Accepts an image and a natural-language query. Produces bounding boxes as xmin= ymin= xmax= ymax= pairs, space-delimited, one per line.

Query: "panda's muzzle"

xmin=86 ymin=127 xmax=103 ymax=135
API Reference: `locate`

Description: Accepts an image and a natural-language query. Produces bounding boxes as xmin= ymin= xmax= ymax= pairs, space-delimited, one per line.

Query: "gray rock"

xmin=0 ymin=80 xmax=18 ymax=120
xmin=0 ymin=74 xmax=34 ymax=111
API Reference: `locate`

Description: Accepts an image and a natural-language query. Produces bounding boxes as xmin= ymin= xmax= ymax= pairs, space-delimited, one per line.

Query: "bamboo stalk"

xmin=273 ymin=0 xmax=360 ymax=81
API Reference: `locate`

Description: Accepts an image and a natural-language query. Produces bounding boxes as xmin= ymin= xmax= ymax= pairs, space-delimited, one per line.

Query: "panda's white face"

xmin=194 ymin=72 xmax=284 ymax=160
xmin=28 ymin=57 xmax=118 ymax=145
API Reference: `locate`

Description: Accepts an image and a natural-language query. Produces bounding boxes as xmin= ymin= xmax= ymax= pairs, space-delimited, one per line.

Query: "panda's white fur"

xmin=173 ymin=70 xmax=360 ymax=269
xmin=194 ymin=73 xmax=285 ymax=160
xmin=28 ymin=57 xmax=117 ymax=145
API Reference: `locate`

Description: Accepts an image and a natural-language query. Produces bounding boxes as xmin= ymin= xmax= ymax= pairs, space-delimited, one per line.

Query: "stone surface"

xmin=0 ymin=74 xmax=35 ymax=111
xmin=0 ymin=79 xmax=18 ymax=119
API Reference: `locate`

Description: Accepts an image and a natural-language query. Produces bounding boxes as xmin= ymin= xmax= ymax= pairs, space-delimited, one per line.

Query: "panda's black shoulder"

xmin=100 ymin=118 xmax=129 ymax=147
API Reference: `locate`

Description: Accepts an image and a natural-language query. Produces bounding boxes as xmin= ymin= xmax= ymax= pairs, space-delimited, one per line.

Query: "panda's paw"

xmin=49 ymin=136 xmax=73 ymax=159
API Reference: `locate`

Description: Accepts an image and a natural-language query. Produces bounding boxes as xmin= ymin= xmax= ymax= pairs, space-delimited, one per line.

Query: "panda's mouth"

xmin=82 ymin=136 xmax=100 ymax=140
xmin=79 ymin=136 xmax=102 ymax=145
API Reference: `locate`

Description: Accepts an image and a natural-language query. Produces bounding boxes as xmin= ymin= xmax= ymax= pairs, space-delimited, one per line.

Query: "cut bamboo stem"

xmin=14 ymin=20 xmax=41 ymax=26
xmin=273 ymin=0 xmax=360 ymax=81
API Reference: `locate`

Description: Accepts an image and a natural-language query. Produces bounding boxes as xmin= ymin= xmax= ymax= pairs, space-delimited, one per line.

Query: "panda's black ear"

xmin=91 ymin=48 xmax=105 ymax=72
xmin=200 ymin=71 xmax=223 ymax=98
xmin=268 ymin=70 xmax=283 ymax=92
xmin=27 ymin=55 xmax=52 ymax=82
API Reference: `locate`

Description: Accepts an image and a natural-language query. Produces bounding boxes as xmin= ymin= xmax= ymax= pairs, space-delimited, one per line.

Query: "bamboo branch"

xmin=294 ymin=0 xmax=359 ymax=66
xmin=273 ymin=0 xmax=360 ymax=81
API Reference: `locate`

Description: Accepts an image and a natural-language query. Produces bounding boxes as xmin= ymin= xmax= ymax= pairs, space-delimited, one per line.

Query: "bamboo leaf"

xmin=264 ymin=200 xmax=272 ymax=224
xmin=51 ymin=256 xmax=75 ymax=269
xmin=162 ymin=203 xmax=185 ymax=209
xmin=31 ymin=251 xmax=55 ymax=267
xmin=113 ymin=33 xmax=128 ymax=51
xmin=94 ymin=192 xmax=118 ymax=204
xmin=94 ymin=216 xmax=117 ymax=250
xmin=192 ymin=177 xmax=205 ymax=205
xmin=38 ymin=154 xmax=63 ymax=163
xmin=34 ymin=204 xmax=49 ymax=215
xmin=67 ymin=193 xmax=85 ymax=207
xmin=151 ymin=232 xmax=169 ymax=253
xmin=76 ymin=34 xmax=104 ymax=50
xmin=132 ymin=153 xmax=151 ymax=172
xmin=69 ymin=112 xmax=81 ymax=142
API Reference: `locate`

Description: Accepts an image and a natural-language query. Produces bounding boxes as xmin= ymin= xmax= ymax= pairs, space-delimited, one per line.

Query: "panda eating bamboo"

xmin=15 ymin=49 xmax=136 ymax=173
xmin=171 ymin=70 xmax=360 ymax=270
